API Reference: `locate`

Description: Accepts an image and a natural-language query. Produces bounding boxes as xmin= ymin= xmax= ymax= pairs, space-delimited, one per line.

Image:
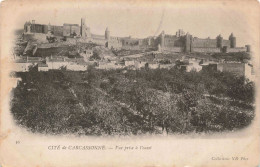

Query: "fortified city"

xmin=11 ymin=17 xmax=255 ymax=136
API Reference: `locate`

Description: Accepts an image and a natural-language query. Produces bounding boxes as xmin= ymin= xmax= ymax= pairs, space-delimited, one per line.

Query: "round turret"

xmin=229 ymin=33 xmax=236 ymax=48
xmin=185 ymin=33 xmax=192 ymax=52
xmin=160 ymin=31 xmax=165 ymax=48
xmin=245 ymin=45 xmax=251 ymax=52
xmin=81 ymin=18 xmax=86 ymax=38
xmin=216 ymin=34 xmax=223 ymax=48
xmin=105 ymin=27 xmax=110 ymax=40
xmin=158 ymin=44 xmax=161 ymax=52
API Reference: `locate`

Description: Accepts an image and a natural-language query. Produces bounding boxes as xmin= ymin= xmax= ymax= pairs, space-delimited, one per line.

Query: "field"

xmin=11 ymin=67 xmax=255 ymax=136
xmin=34 ymin=46 xmax=79 ymax=58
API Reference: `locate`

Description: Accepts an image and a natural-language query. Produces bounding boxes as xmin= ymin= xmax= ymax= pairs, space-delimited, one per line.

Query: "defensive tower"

xmin=81 ymin=18 xmax=86 ymax=38
xmin=105 ymin=27 xmax=110 ymax=40
xmin=229 ymin=33 xmax=236 ymax=48
xmin=160 ymin=31 xmax=165 ymax=48
xmin=184 ymin=32 xmax=192 ymax=52
xmin=216 ymin=34 xmax=223 ymax=48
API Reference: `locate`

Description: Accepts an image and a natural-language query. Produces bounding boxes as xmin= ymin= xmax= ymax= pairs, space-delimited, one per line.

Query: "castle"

xmin=24 ymin=18 xmax=122 ymax=49
xmin=24 ymin=18 xmax=251 ymax=53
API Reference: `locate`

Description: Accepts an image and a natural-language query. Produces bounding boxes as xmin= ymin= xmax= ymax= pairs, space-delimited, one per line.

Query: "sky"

xmin=10 ymin=1 xmax=258 ymax=47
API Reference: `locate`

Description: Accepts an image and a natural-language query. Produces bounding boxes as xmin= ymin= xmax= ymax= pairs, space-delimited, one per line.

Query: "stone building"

xmin=217 ymin=63 xmax=254 ymax=81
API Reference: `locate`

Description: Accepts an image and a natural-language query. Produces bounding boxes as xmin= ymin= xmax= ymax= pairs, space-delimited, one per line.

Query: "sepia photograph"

xmin=0 ymin=0 xmax=259 ymax=166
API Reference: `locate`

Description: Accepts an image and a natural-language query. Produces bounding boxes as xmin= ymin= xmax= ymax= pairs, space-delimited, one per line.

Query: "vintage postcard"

xmin=0 ymin=0 xmax=259 ymax=166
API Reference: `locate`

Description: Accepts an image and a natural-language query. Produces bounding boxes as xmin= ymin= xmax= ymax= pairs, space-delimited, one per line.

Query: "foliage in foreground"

xmin=11 ymin=68 xmax=255 ymax=135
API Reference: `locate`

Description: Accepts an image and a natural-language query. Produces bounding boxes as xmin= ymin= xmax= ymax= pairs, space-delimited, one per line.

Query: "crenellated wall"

xmin=192 ymin=38 xmax=217 ymax=48
xmin=193 ymin=47 xmax=221 ymax=53
xmin=227 ymin=47 xmax=246 ymax=53
xmin=107 ymin=39 xmax=122 ymax=49
xmin=51 ymin=26 xmax=63 ymax=36
xmin=222 ymin=40 xmax=230 ymax=47
xmin=163 ymin=35 xmax=183 ymax=48
xmin=63 ymin=24 xmax=80 ymax=37
xmin=163 ymin=47 xmax=183 ymax=52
